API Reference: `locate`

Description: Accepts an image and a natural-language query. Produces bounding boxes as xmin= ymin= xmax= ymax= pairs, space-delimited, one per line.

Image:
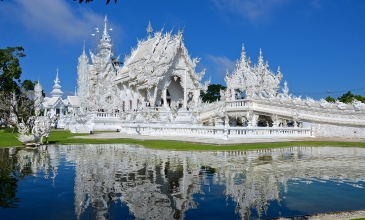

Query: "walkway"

xmin=73 ymin=132 xmax=365 ymax=145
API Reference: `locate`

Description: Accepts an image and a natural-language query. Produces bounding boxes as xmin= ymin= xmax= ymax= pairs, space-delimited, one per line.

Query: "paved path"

xmin=72 ymin=132 xmax=365 ymax=145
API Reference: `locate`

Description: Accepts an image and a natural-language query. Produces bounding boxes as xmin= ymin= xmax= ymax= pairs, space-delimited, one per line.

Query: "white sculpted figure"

xmin=335 ymin=100 xmax=347 ymax=110
xmin=17 ymin=121 xmax=40 ymax=145
xmin=292 ymin=112 xmax=300 ymax=127
xmin=352 ymin=99 xmax=365 ymax=111
xmin=319 ymin=98 xmax=329 ymax=108
xmin=305 ymin=96 xmax=315 ymax=107
xmin=17 ymin=113 xmax=52 ymax=145
xmin=34 ymin=81 xmax=43 ymax=116
xmin=291 ymin=96 xmax=301 ymax=105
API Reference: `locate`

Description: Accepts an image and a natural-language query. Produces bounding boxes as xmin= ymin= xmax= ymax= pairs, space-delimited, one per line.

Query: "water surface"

xmin=0 ymin=145 xmax=364 ymax=219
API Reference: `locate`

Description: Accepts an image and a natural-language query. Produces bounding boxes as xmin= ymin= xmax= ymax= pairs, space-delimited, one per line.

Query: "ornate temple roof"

xmin=67 ymin=96 xmax=80 ymax=108
xmin=42 ymin=96 xmax=65 ymax=109
xmin=224 ymin=45 xmax=282 ymax=98
xmin=115 ymin=23 xmax=208 ymax=91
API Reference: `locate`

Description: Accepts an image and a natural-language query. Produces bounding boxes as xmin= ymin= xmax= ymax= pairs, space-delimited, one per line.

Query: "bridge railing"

xmin=226 ymin=100 xmax=248 ymax=108
xmin=94 ymin=112 xmax=120 ymax=118
xmin=120 ymin=124 xmax=311 ymax=139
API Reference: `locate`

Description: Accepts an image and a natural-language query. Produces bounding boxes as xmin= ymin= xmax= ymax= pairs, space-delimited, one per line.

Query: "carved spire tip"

xmin=103 ymin=15 xmax=108 ymax=35
xmin=83 ymin=40 xmax=85 ymax=54
xmin=147 ymin=21 xmax=153 ymax=38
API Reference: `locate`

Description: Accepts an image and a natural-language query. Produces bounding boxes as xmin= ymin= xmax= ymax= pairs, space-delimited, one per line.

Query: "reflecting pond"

xmin=0 ymin=145 xmax=365 ymax=219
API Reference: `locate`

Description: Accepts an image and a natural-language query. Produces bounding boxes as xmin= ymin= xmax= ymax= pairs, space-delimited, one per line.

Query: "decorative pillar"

xmin=194 ymin=89 xmax=199 ymax=110
xmin=183 ymin=70 xmax=187 ymax=109
xmin=272 ymin=114 xmax=278 ymax=128
xmin=163 ymin=88 xmax=168 ymax=109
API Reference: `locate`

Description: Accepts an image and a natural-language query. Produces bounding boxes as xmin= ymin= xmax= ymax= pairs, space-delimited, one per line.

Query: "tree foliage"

xmin=0 ymin=46 xmax=41 ymax=128
xmin=0 ymin=46 xmax=25 ymax=92
xmin=200 ymin=84 xmax=227 ymax=103
xmin=325 ymin=91 xmax=365 ymax=103
xmin=325 ymin=96 xmax=336 ymax=103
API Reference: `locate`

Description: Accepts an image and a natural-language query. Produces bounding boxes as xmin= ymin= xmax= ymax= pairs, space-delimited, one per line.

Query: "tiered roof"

xmin=50 ymin=68 xmax=63 ymax=98
xmin=115 ymin=23 xmax=208 ymax=91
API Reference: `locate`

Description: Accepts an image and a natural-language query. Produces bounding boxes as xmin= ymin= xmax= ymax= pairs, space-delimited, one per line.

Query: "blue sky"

xmin=1 ymin=0 xmax=364 ymax=99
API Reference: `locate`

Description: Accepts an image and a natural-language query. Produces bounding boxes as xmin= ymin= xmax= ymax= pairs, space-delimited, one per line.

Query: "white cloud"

xmin=213 ymin=0 xmax=289 ymax=23
xmin=206 ymin=55 xmax=236 ymax=79
xmin=0 ymin=0 xmax=119 ymax=43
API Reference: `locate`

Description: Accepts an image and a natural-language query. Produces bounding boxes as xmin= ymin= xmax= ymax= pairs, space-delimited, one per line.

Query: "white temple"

xmin=39 ymin=68 xmax=79 ymax=120
xmin=49 ymin=16 xmax=365 ymax=139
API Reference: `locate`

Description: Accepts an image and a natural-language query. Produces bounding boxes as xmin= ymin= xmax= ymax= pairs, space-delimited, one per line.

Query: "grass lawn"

xmin=1 ymin=129 xmax=365 ymax=151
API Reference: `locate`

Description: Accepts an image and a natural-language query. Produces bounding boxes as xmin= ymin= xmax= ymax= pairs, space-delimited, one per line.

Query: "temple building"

xmin=41 ymin=68 xmax=67 ymax=117
xmin=39 ymin=69 xmax=79 ymax=119
xmin=54 ymin=16 xmax=365 ymax=139
xmin=77 ymin=17 xmax=209 ymax=113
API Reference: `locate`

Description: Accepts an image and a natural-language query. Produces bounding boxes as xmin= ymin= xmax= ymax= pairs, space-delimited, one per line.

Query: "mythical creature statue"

xmin=17 ymin=121 xmax=40 ymax=145
xmin=305 ymin=97 xmax=315 ymax=107
xmin=352 ymin=99 xmax=365 ymax=111
xmin=33 ymin=114 xmax=52 ymax=144
xmin=319 ymin=98 xmax=329 ymax=108
xmin=169 ymin=101 xmax=178 ymax=122
xmin=291 ymin=96 xmax=301 ymax=105
xmin=335 ymin=100 xmax=347 ymax=110
xmin=219 ymin=89 xmax=226 ymax=101
xmin=292 ymin=112 xmax=300 ymax=127
xmin=16 ymin=113 xmax=52 ymax=145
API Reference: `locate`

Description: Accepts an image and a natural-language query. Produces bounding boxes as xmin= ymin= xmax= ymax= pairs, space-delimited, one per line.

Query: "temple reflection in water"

xmin=3 ymin=145 xmax=365 ymax=219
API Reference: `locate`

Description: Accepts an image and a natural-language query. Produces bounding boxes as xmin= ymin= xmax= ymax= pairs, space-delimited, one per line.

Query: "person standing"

xmin=55 ymin=119 xmax=58 ymax=130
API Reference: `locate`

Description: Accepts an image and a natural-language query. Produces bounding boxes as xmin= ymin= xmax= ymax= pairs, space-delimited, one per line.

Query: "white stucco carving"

xmin=16 ymin=113 xmax=52 ymax=145
xmin=35 ymin=16 xmax=364 ymax=140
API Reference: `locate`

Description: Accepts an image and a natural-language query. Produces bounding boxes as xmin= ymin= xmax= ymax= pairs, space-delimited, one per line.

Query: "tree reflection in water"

xmin=1 ymin=145 xmax=365 ymax=219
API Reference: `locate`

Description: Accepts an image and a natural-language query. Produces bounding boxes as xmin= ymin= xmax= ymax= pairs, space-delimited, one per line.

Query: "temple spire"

xmin=147 ymin=21 xmax=153 ymax=38
xmin=51 ymin=68 xmax=63 ymax=98
xmin=240 ymin=44 xmax=247 ymax=64
xmin=55 ymin=67 xmax=60 ymax=84
xmin=258 ymin=48 xmax=264 ymax=67
xmin=97 ymin=15 xmax=112 ymax=58
xmin=103 ymin=15 xmax=108 ymax=36
xmin=83 ymin=40 xmax=85 ymax=55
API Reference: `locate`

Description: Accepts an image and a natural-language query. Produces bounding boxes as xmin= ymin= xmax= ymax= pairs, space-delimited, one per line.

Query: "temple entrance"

xmin=167 ymin=77 xmax=184 ymax=106
xmin=167 ymin=99 xmax=171 ymax=107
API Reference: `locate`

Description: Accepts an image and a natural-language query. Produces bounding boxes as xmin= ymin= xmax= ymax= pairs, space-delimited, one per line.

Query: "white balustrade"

xmin=94 ymin=112 xmax=120 ymax=118
xmin=119 ymin=124 xmax=311 ymax=139
xmin=226 ymin=100 xmax=247 ymax=108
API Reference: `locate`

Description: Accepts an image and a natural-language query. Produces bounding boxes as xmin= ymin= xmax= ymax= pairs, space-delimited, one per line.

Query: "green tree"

xmin=325 ymin=91 xmax=365 ymax=103
xmin=325 ymin=96 xmax=336 ymax=103
xmin=338 ymin=91 xmax=355 ymax=103
xmin=0 ymin=46 xmax=25 ymax=92
xmin=200 ymin=84 xmax=227 ymax=103
xmin=0 ymin=46 xmax=38 ymax=128
xmin=354 ymin=94 xmax=365 ymax=103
